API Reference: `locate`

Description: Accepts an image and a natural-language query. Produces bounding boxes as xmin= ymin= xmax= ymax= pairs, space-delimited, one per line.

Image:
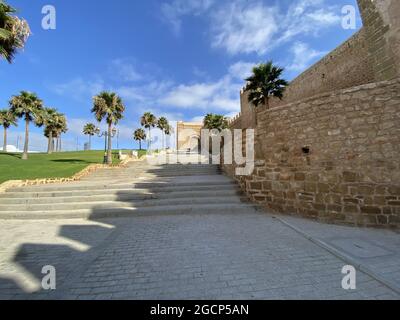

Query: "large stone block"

xmin=361 ymin=206 xmax=382 ymax=214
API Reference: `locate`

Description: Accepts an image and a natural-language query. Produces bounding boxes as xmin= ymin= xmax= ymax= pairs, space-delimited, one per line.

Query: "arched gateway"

xmin=176 ymin=121 xmax=203 ymax=153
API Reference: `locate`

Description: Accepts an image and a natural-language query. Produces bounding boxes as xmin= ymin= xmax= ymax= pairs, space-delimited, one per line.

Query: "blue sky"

xmin=1 ymin=0 xmax=362 ymax=151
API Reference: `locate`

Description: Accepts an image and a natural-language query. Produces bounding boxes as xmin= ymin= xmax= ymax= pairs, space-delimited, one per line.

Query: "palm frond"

xmin=244 ymin=61 xmax=288 ymax=107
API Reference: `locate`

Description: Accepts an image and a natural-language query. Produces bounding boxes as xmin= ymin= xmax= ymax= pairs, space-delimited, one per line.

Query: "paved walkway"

xmin=275 ymin=215 xmax=400 ymax=293
xmin=0 ymin=211 xmax=399 ymax=300
xmin=0 ymin=156 xmax=399 ymax=300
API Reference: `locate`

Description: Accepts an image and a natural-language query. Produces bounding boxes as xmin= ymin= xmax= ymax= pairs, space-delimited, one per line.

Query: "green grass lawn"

xmin=0 ymin=150 xmax=147 ymax=184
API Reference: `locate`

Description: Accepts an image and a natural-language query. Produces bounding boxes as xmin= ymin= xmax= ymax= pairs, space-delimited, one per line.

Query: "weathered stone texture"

xmin=269 ymin=29 xmax=375 ymax=107
xmin=224 ymin=0 xmax=400 ymax=228
xmin=223 ymin=78 xmax=400 ymax=228
xmin=231 ymin=0 xmax=400 ymax=113
xmin=358 ymin=0 xmax=400 ymax=81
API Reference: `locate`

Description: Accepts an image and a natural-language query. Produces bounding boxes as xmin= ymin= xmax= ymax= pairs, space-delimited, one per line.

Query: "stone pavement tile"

xmin=275 ymin=215 xmax=400 ymax=291
xmin=0 ymin=212 xmax=399 ymax=300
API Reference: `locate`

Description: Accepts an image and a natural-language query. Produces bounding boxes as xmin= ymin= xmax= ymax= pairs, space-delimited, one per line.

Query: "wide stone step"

xmin=91 ymin=168 xmax=220 ymax=173
xmin=0 ymin=189 xmax=241 ymax=205
xmin=82 ymin=172 xmax=222 ymax=180
xmin=84 ymin=170 xmax=222 ymax=177
xmin=0 ymin=195 xmax=243 ymax=211
xmin=0 ymin=203 xmax=257 ymax=220
xmin=4 ymin=180 xmax=234 ymax=193
xmin=114 ymin=164 xmax=220 ymax=169
xmin=96 ymin=165 xmax=220 ymax=170
xmin=0 ymin=185 xmax=238 ymax=199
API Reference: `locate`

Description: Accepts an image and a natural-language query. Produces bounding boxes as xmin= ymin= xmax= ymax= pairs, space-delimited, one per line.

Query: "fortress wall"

xmin=269 ymin=29 xmax=375 ymax=108
xmin=223 ymin=78 xmax=400 ymax=228
xmin=358 ymin=0 xmax=400 ymax=81
xmin=234 ymin=0 xmax=400 ymax=130
xmin=223 ymin=0 xmax=400 ymax=228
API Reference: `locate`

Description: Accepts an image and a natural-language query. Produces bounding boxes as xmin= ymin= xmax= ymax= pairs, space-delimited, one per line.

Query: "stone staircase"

xmin=0 ymin=156 xmax=255 ymax=220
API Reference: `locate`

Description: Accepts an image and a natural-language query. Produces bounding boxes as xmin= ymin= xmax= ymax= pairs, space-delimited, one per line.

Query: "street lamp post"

xmin=97 ymin=128 xmax=117 ymax=164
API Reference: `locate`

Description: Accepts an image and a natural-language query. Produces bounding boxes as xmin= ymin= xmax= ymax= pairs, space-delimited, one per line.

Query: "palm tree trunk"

xmin=47 ymin=131 xmax=53 ymax=154
xmin=56 ymin=136 xmax=59 ymax=152
xmin=107 ymin=123 xmax=112 ymax=165
xmin=265 ymin=97 xmax=270 ymax=109
xmin=47 ymin=136 xmax=51 ymax=153
xmin=89 ymin=135 xmax=91 ymax=150
xmin=139 ymin=140 xmax=142 ymax=151
xmin=148 ymin=128 xmax=151 ymax=151
xmin=22 ymin=117 xmax=29 ymax=160
xmin=3 ymin=127 xmax=7 ymax=152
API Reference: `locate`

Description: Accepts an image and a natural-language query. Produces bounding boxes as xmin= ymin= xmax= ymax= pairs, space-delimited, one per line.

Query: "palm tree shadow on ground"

xmin=0 ymin=161 xmax=221 ymax=300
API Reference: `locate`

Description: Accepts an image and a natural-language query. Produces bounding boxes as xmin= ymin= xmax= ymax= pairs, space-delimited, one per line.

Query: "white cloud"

xmin=279 ymin=0 xmax=341 ymax=44
xmin=210 ymin=0 xmax=341 ymax=55
xmin=160 ymin=0 xmax=342 ymax=55
xmin=307 ymin=9 xmax=341 ymax=24
xmin=286 ymin=42 xmax=326 ymax=72
xmin=160 ymin=82 xmax=220 ymax=108
xmin=161 ymin=0 xmax=215 ymax=35
xmin=51 ymin=78 xmax=105 ymax=101
xmin=160 ymin=79 xmax=240 ymax=112
xmin=190 ymin=116 xmax=205 ymax=123
xmin=67 ymin=118 xmax=90 ymax=137
xmin=116 ymin=80 xmax=174 ymax=105
xmin=51 ymin=58 xmax=250 ymax=134
xmin=229 ymin=61 xmax=255 ymax=80
xmin=110 ymin=59 xmax=142 ymax=82
xmin=159 ymin=67 xmax=244 ymax=114
xmin=192 ymin=67 xmax=208 ymax=79
xmin=67 ymin=117 xmax=139 ymax=148
xmin=211 ymin=1 xmax=279 ymax=55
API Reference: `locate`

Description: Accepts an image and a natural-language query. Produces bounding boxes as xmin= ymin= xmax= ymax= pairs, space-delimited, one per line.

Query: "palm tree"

xmin=140 ymin=112 xmax=157 ymax=151
xmin=164 ymin=124 xmax=174 ymax=149
xmin=244 ymin=61 xmax=288 ymax=108
xmin=203 ymin=114 xmax=229 ymax=132
xmin=91 ymin=91 xmax=125 ymax=165
xmin=0 ymin=1 xmax=30 ymax=63
xmin=54 ymin=114 xmax=67 ymax=152
xmin=133 ymin=128 xmax=146 ymax=151
xmin=0 ymin=108 xmax=17 ymax=152
xmin=83 ymin=123 xmax=98 ymax=150
xmin=36 ymin=107 xmax=60 ymax=154
xmin=157 ymin=117 xmax=169 ymax=150
xmin=9 ymin=91 xmax=43 ymax=160
xmin=44 ymin=126 xmax=57 ymax=152
xmin=44 ymin=109 xmax=66 ymax=153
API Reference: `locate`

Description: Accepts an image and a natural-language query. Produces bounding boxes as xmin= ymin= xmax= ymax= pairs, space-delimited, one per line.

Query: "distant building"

xmin=1 ymin=145 xmax=39 ymax=153
xmin=176 ymin=121 xmax=203 ymax=153
xmin=3 ymin=145 xmax=22 ymax=152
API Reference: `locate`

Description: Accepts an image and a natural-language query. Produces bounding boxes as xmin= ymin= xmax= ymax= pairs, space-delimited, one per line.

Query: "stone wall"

xmin=223 ymin=78 xmax=400 ymax=228
xmin=269 ymin=29 xmax=374 ymax=107
xmin=234 ymin=0 xmax=400 ymax=112
xmin=223 ymin=0 xmax=400 ymax=228
xmin=358 ymin=0 xmax=400 ymax=81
